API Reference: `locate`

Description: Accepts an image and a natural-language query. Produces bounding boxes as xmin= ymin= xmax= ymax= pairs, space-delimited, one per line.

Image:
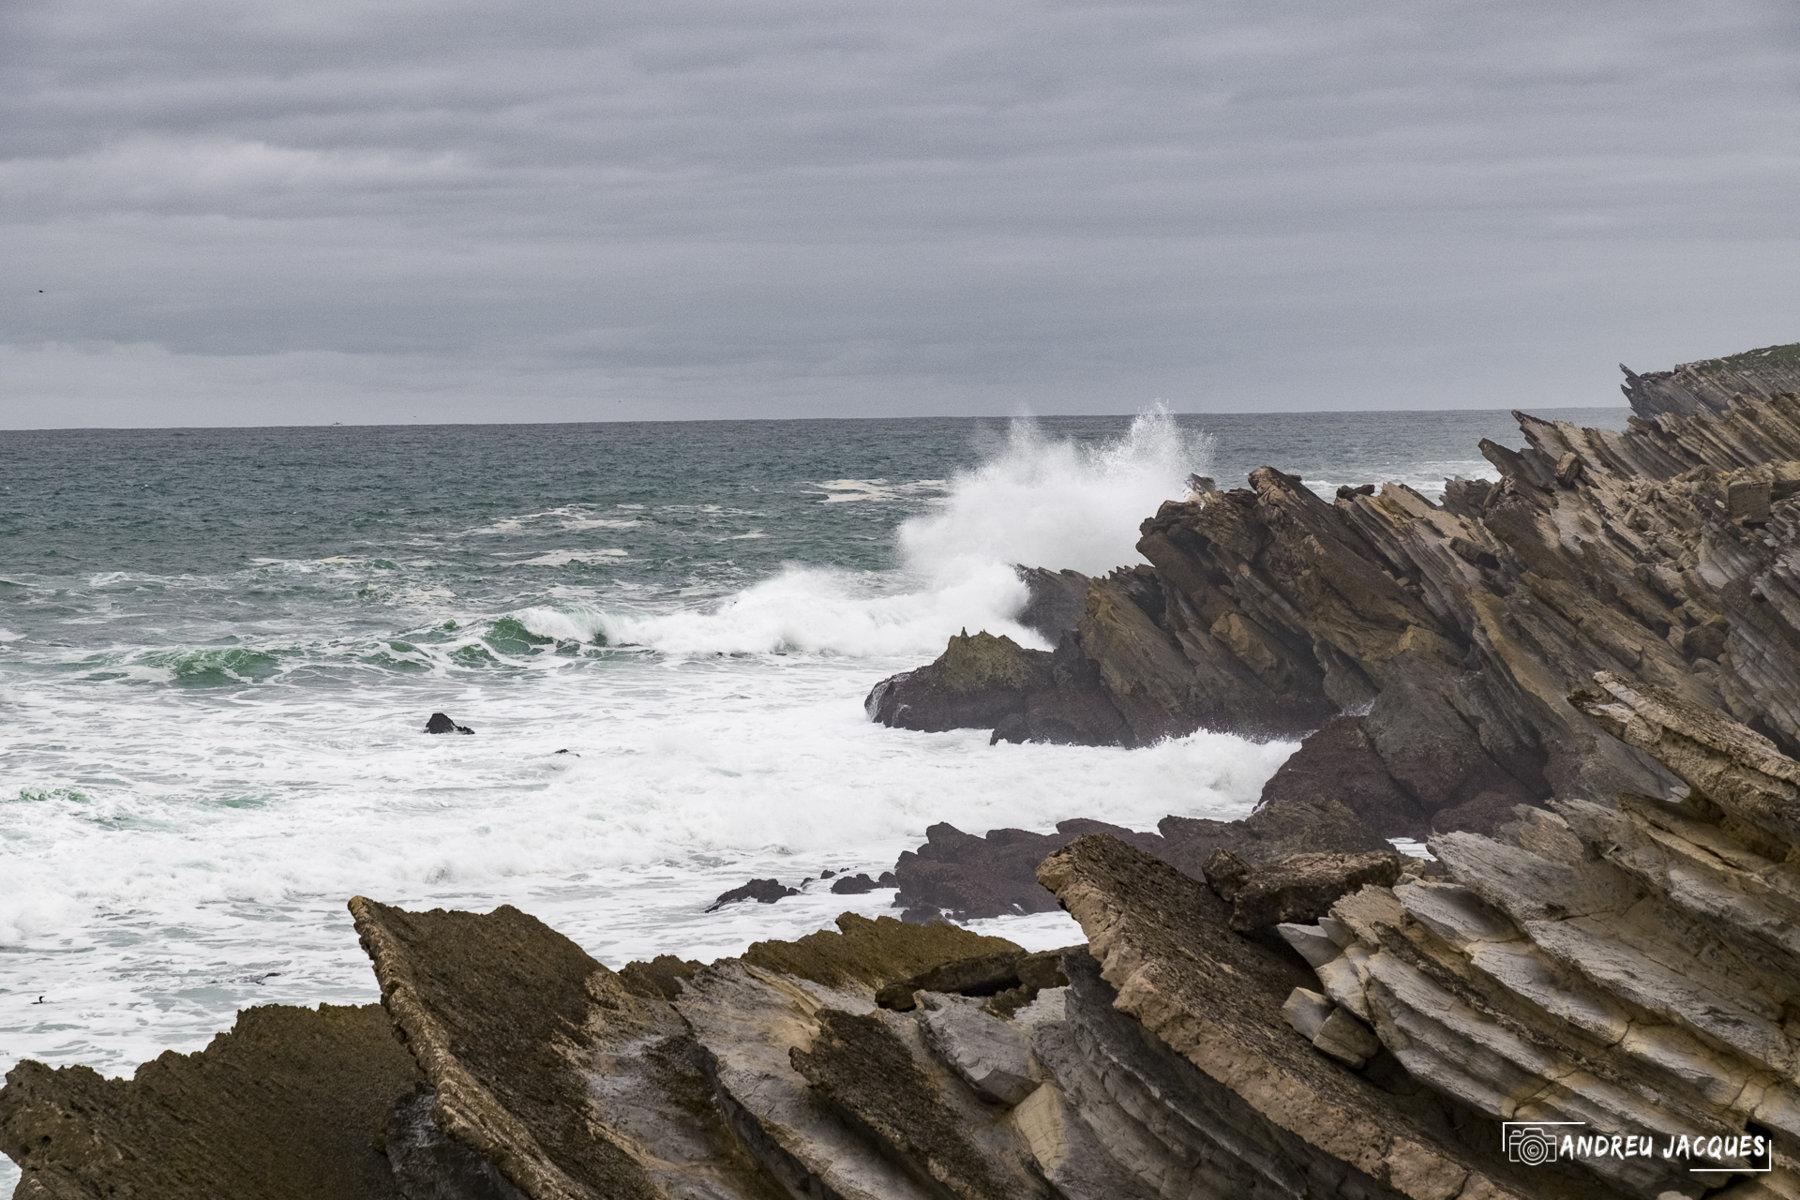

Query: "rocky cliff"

xmin=872 ymin=345 xmax=1800 ymax=844
xmin=1621 ymin=342 xmax=1800 ymax=418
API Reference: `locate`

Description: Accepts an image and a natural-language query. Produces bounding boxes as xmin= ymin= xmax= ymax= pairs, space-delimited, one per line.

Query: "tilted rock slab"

xmin=0 ymin=1003 xmax=420 ymax=1200
xmin=1037 ymin=833 xmax=1544 ymax=1199
xmin=350 ymin=896 xmax=781 ymax=1200
xmin=1281 ymin=673 xmax=1800 ymax=1198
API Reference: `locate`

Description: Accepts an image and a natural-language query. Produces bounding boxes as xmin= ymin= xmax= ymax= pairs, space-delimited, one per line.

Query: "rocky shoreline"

xmin=7 ymin=342 xmax=1800 ymax=1198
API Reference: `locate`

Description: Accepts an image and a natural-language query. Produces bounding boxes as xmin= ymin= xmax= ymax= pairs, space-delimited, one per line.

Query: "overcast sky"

xmin=1 ymin=0 xmax=1795 ymax=426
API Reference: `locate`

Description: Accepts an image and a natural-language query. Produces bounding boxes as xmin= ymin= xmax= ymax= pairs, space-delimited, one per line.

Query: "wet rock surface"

xmin=706 ymin=878 xmax=799 ymax=911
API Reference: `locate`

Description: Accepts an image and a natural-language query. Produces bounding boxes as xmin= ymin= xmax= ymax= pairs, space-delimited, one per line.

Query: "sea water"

xmin=0 ymin=407 xmax=1624 ymax=1167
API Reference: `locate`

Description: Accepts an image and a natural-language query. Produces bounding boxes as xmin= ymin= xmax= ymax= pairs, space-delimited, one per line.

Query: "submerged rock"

xmin=425 ymin=712 xmax=474 ymax=735
xmin=706 ymin=878 xmax=798 ymax=911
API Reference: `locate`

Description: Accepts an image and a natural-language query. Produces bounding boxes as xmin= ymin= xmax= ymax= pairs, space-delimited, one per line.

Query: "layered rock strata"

xmin=871 ymin=349 xmax=1800 ymax=842
xmin=1621 ymin=342 xmax=1800 ymax=418
xmin=1269 ymin=673 xmax=1800 ymax=1198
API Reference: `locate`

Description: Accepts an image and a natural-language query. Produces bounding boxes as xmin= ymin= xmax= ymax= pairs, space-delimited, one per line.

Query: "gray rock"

xmin=918 ymin=993 xmax=1038 ymax=1107
xmin=1310 ymin=1009 xmax=1380 ymax=1069
xmin=1280 ymin=987 xmax=1334 ymax=1041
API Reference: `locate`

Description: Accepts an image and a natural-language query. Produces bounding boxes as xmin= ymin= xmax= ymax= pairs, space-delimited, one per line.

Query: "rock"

xmin=425 ymin=711 xmax=474 ymax=735
xmin=872 ymin=345 xmax=1800 ymax=837
xmin=348 ymin=897 xmax=775 ymax=1199
xmin=1254 ymin=714 xmax=1431 ymax=838
xmin=738 ymin=912 xmax=1021 ymax=991
xmin=1277 ymin=922 xmax=1344 ymax=969
xmin=1215 ymin=848 xmax=1404 ymax=933
xmin=874 ymin=951 xmax=1029 ymax=1011
xmin=917 ymin=993 xmax=1038 ymax=1106
xmin=1311 ymin=1008 xmax=1381 ymax=1069
xmin=383 ymin=1086 xmax=527 ymax=1200
xmin=1036 ymin=835 xmax=1540 ymax=1199
xmin=889 ymin=796 xmax=1389 ymax=924
xmin=890 ymin=819 xmax=1157 ymax=922
xmin=866 ymin=627 xmax=1134 ymax=747
xmin=829 ymin=872 xmax=880 ymax=894
xmin=617 ymin=954 xmax=702 ymax=1001
xmin=1200 ymin=847 xmax=1252 ymax=898
xmin=673 ymin=960 xmax=944 ymax=1200
xmin=788 ymin=1008 xmax=1054 ymax=1199
xmin=862 ymin=629 xmax=1050 ymax=734
xmin=1015 ymin=566 xmax=1092 ymax=643
xmin=707 ymin=878 xmax=798 ymax=911
xmin=1272 ymin=674 xmax=1800 ymax=1196
xmin=0 ymin=1003 xmax=419 ymax=1200
xmin=1619 ymin=342 xmax=1800 ymax=416
xmin=1280 ymin=987 xmax=1334 ymax=1041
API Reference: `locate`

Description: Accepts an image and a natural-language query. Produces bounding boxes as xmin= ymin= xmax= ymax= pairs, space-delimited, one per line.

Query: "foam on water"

xmin=588 ymin=407 xmax=1210 ymax=658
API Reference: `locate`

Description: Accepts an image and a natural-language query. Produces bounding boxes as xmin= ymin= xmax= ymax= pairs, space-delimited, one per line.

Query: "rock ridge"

xmin=870 ymin=346 xmax=1800 ymax=845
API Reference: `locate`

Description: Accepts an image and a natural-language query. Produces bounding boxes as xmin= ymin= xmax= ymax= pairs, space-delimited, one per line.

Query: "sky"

xmin=0 ymin=0 xmax=1796 ymax=427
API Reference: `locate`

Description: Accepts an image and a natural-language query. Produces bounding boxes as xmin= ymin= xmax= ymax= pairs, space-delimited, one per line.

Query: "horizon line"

xmin=0 ymin=403 xmax=1633 ymax=435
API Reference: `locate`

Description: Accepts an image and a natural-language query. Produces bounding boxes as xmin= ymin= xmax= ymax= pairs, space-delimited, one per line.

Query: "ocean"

xmin=0 ymin=406 xmax=1624 ymax=1175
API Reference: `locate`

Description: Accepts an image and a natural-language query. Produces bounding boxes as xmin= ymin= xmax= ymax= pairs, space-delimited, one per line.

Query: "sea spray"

xmin=587 ymin=407 xmax=1212 ymax=657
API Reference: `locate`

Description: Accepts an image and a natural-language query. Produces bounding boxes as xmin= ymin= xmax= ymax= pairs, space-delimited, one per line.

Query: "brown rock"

xmin=0 ymin=1004 xmax=418 ymax=1200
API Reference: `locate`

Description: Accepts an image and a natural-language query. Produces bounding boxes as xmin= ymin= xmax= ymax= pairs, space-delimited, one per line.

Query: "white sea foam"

xmin=586 ymin=408 xmax=1209 ymax=658
xmin=898 ymin=406 xmax=1208 ymax=580
xmin=515 ymin=549 xmax=629 ymax=567
xmin=811 ymin=478 xmax=948 ymax=503
xmin=593 ymin=565 xmax=1039 ymax=657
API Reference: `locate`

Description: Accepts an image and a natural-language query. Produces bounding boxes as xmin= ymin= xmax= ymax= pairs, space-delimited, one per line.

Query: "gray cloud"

xmin=1 ymin=0 xmax=1796 ymax=425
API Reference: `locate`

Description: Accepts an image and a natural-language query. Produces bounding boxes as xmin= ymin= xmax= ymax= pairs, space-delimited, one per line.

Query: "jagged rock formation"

xmin=1621 ymin=343 xmax=1800 ymax=418
xmin=1014 ymin=566 xmax=1092 ymax=644
xmin=1038 ymin=836 xmax=1550 ymax=1200
xmin=1269 ymin=673 xmax=1800 ymax=1197
xmin=871 ymin=349 xmax=1800 ymax=843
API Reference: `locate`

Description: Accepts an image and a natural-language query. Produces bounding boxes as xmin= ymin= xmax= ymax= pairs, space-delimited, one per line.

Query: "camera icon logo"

xmin=1502 ymin=1121 xmax=1582 ymax=1166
